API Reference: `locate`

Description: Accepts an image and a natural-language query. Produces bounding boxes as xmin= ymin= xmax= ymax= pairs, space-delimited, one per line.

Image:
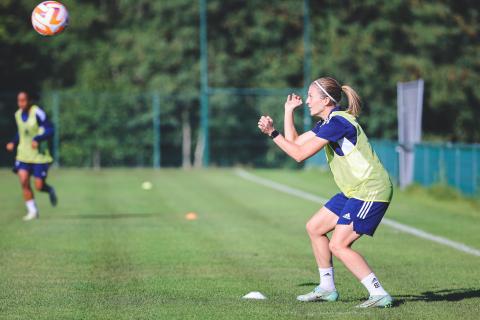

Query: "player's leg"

xmin=306 ymin=206 xmax=338 ymax=268
xmin=329 ymin=224 xmax=369 ymax=279
xmin=306 ymin=193 xmax=348 ymax=269
xmin=17 ymin=168 xmax=39 ymax=220
xmin=33 ymin=163 xmax=57 ymax=206
xmin=329 ymin=223 xmax=392 ymax=308
xmin=297 ymin=206 xmax=339 ymax=302
xmin=18 ymin=169 xmax=33 ymax=201
xmin=297 ymin=193 xmax=347 ymax=302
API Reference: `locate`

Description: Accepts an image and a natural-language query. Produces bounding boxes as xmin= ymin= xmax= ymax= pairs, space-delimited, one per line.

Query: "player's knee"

xmin=34 ymin=179 xmax=44 ymax=191
xmin=307 ymin=219 xmax=331 ymax=237
xmin=20 ymin=181 xmax=30 ymax=190
xmin=306 ymin=220 xmax=320 ymax=236
xmin=328 ymin=241 xmax=344 ymax=256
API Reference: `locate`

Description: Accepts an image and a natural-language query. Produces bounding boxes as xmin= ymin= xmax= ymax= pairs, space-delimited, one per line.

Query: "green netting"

xmin=415 ymin=143 xmax=480 ymax=195
xmin=1 ymin=90 xmax=478 ymax=195
xmin=208 ymin=92 xmax=306 ymax=168
xmin=307 ymin=140 xmax=479 ymax=195
xmin=45 ymin=92 xmax=155 ymax=167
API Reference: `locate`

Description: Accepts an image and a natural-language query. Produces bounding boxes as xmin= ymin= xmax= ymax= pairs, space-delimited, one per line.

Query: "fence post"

xmin=423 ymin=145 xmax=428 ymax=185
xmin=455 ymin=146 xmax=461 ymax=191
xmin=473 ymin=145 xmax=477 ymax=194
xmin=439 ymin=145 xmax=445 ymax=184
xmin=302 ymin=0 xmax=312 ymax=133
xmin=199 ymin=0 xmax=209 ymax=167
xmin=51 ymin=91 xmax=60 ymax=167
xmin=152 ymin=92 xmax=161 ymax=168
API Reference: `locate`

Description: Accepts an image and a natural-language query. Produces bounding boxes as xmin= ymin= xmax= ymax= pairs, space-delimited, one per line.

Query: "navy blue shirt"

xmin=311 ymin=107 xmax=357 ymax=156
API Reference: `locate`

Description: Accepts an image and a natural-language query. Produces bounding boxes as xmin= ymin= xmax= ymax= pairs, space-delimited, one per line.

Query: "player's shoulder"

xmin=311 ymin=120 xmax=324 ymax=133
xmin=329 ymin=112 xmax=357 ymax=128
xmin=325 ymin=114 xmax=350 ymax=128
xmin=32 ymin=105 xmax=47 ymax=121
xmin=312 ymin=114 xmax=349 ymax=133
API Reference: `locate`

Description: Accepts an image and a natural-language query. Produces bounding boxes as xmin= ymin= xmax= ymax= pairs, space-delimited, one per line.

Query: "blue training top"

xmin=311 ymin=106 xmax=357 ymax=156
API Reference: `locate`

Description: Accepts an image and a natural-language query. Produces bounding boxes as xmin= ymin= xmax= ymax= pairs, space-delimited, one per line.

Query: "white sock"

xmin=360 ymin=273 xmax=388 ymax=296
xmin=318 ymin=267 xmax=336 ymax=291
xmin=25 ymin=199 xmax=38 ymax=214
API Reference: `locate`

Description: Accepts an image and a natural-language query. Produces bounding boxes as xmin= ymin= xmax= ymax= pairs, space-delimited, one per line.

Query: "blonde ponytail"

xmin=311 ymin=77 xmax=362 ymax=117
xmin=341 ymin=85 xmax=362 ymax=117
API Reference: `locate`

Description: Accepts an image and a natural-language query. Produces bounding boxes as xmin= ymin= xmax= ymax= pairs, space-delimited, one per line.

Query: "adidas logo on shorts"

xmin=342 ymin=213 xmax=351 ymax=220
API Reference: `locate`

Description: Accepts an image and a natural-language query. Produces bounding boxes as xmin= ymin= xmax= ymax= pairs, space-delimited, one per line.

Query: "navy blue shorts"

xmin=13 ymin=161 xmax=50 ymax=179
xmin=324 ymin=192 xmax=390 ymax=236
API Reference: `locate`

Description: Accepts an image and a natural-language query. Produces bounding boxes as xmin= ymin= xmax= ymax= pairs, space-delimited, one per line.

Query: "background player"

xmin=6 ymin=91 xmax=58 ymax=221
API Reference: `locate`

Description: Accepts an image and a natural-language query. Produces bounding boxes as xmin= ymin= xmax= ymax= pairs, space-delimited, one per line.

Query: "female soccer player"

xmin=258 ymin=77 xmax=393 ymax=308
xmin=6 ymin=91 xmax=57 ymax=221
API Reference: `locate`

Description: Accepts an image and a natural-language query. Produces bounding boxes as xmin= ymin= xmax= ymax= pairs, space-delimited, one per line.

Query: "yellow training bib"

xmin=15 ymin=105 xmax=53 ymax=164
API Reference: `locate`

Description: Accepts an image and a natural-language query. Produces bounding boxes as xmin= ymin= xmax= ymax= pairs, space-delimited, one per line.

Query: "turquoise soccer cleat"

xmin=355 ymin=294 xmax=393 ymax=308
xmin=296 ymin=285 xmax=339 ymax=302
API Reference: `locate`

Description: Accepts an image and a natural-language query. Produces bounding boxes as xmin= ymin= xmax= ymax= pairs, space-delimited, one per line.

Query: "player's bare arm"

xmin=258 ymin=115 xmax=328 ymax=162
xmin=283 ymin=94 xmax=317 ymax=145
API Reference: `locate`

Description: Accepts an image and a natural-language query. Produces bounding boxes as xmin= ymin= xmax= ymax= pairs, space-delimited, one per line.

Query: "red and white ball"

xmin=31 ymin=1 xmax=69 ymax=36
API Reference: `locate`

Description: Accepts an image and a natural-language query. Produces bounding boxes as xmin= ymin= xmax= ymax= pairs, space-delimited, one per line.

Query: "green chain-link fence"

xmin=307 ymin=140 xmax=479 ymax=196
xmin=1 ymin=91 xmax=478 ymax=195
xmin=1 ymin=90 xmax=305 ymax=168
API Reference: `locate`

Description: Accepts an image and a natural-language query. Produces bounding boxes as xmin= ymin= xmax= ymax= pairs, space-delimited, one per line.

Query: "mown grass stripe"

xmin=235 ymin=168 xmax=480 ymax=257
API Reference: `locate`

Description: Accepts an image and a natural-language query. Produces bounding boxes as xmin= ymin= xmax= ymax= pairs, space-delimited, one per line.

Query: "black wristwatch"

xmin=269 ymin=130 xmax=280 ymax=139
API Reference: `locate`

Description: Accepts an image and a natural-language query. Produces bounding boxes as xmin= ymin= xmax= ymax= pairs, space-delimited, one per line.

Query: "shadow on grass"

xmin=395 ymin=288 xmax=480 ymax=306
xmin=47 ymin=213 xmax=159 ymax=220
xmin=296 ymin=284 xmax=480 ymax=306
xmin=297 ymin=282 xmax=318 ymax=287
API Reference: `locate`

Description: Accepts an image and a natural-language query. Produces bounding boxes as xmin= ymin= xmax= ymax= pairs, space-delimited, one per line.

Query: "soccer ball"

xmin=31 ymin=1 xmax=69 ymax=36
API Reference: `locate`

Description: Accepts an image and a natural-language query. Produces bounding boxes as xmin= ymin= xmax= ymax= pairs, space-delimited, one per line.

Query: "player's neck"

xmin=21 ymin=105 xmax=32 ymax=113
xmin=319 ymin=106 xmax=335 ymax=121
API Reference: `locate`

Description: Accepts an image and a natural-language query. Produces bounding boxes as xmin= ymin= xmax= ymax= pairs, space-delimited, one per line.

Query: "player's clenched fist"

xmin=285 ymin=93 xmax=303 ymax=112
xmin=257 ymin=116 xmax=275 ymax=135
xmin=6 ymin=142 xmax=15 ymax=152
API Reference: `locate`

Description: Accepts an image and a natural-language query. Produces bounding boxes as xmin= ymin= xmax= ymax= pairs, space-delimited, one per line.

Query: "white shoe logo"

xmin=342 ymin=213 xmax=351 ymax=219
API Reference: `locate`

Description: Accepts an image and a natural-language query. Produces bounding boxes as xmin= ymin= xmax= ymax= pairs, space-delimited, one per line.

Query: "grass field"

xmin=0 ymin=168 xmax=479 ymax=319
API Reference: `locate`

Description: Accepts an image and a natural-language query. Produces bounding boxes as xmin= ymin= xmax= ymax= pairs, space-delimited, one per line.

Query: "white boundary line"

xmin=235 ymin=169 xmax=480 ymax=257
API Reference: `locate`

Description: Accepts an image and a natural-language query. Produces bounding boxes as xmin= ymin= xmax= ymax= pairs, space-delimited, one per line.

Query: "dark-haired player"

xmin=6 ymin=91 xmax=57 ymax=221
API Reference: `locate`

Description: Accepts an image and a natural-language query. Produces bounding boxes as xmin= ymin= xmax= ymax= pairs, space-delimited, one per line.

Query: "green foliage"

xmin=309 ymin=0 xmax=480 ymax=141
xmin=51 ymin=91 xmax=155 ymax=166
xmin=0 ymin=0 xmax=479 ymax=166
